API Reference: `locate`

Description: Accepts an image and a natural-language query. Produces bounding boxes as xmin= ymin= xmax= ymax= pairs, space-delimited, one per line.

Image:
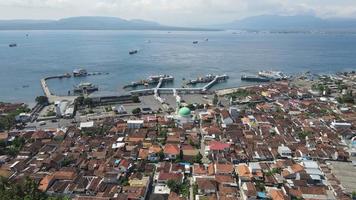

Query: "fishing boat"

xmin=129 ymin=50 xmax=138 ymax=55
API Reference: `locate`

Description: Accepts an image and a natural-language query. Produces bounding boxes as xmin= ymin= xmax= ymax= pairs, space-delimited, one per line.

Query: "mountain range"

xmin=215 ymin=15 xmax=356 ymax=31
xmin=0 ymin=16 xmax=215 ymax=31
xmin=1 ymin=15 xmax=356 ymax=31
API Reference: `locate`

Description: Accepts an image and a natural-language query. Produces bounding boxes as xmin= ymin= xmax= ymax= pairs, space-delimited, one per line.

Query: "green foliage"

xmin=0 ymin=177 xmax=69 ymax=200
xmin=228 ymin=89 xmax=253 ymax=100
xmin=212 ymin=94 xmax=219 ymax=105
xmin=193 ymin=153 xmax=203 ymax=164
xmin=104 ymin=106 xmax=112 ymax=112
xmin=312 ymin=83 xmax=331 ymax=95
xmin=75 ymin=96 xmax=84 ymax=106
xmin=0 ymin=136 xmax=25 ymax=157
xmin=298 ymin=131 xmax=312 ymax=140
xmin=255 ymin=181 xmax=265 ymax=191
xmin=132 ymin=95 xmax=140 ymax=103
xmin=337 ymin=91 xmax=355 ymax=104
xmin=46 ymin=111 xmax=56 ymax=117
xmin=35 ymin=96 xmax=49 ymax=105
xmin=132 ymin=107 xmax=141 ymax=115
xmin=83 ymin=98 xmax=93 ymax=108
xmin=0 ymin=105 xmax=31 ymax=131
xmin=60 ymin=157 xmax=73 ymax=167
xmin=265 ymin=168 xmax=282 ymax=176
xmin=167 ymin=180 xmax=190 ymax=197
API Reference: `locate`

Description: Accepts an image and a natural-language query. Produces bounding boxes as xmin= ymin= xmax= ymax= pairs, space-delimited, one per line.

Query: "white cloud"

xmin=1 ymin=0 xmax=356 ymax=25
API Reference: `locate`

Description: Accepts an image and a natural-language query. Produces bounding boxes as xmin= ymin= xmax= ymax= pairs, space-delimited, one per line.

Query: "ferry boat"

xmin=187 ymin=74 xmax=214 ymax=84
xmin=73 ymin=69 xmax=87 ymax=77
xmin=9 ymin=43 xmax=17 ymax=47
xmin=149 ymin=74 xmax=174 ymax=82
xmin=123 ymin=75 xmax=174 ymax=88
xmin=129 ymin=50 xmax=138 ymax=55
xmin=73 ymin=82 xmax=98 ymax=94
xmin=241 ymin=75 xmax=270 ymax=82
xmin=258 ymin=70 xmax=288 ymax=80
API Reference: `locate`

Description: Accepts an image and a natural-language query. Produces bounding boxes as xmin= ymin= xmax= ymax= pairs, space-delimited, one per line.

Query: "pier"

xmin=40 ymin=74 xmax=77 ymax=103
xmin=130 ymin=75 xmax=228 ymax=104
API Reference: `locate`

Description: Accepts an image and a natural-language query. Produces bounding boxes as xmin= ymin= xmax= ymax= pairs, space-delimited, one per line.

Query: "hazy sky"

xmin=1 ymin=0 xmax=356 ymax=26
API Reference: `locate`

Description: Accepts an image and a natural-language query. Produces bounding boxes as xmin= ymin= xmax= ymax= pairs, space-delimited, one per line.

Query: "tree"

xmin=167 ymin=180 xmax=180 ymax=193
xmin=35 ymin=96 xmax=49 ymax=105
xmin=0 ymin=177 xmax=70 ymax=200
xmin=193 ymin=153 xmax=203 ymax=164
xmin=132 ymin=95 xmax=140 ymax=103
xmin=212 ymin=94 xmax=219 ymax=105
xmin=132 ymin=107 xmax=141 ymax=115
xmin=75 ymin=96 xmax=84 ymax=106
xmin=83 ymin=98 xmax=93 ymax=108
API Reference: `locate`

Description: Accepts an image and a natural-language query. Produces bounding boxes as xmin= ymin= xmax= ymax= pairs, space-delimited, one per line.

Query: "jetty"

xmin=40 ymin=74 xmax=77 ymax=103
xmin=130 ymin=75 xmax=228 ymax=104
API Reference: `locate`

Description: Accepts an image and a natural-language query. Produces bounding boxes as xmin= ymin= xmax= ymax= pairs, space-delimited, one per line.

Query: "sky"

xmin=1 ymin=0 xmax=356 ymax=26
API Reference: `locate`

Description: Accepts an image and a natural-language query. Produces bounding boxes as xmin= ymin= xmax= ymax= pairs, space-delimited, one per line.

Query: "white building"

xmin=127 ymin=120 xmax=144 ymax=129
xmin=278 ymin=146 xmax=292 ymax=158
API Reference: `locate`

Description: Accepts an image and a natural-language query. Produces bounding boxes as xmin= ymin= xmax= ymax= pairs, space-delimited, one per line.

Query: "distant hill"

xmin=0 ymin=16 xmax=217 ymax=31
xmin=214 ymin=15 xmax=356 ymax=31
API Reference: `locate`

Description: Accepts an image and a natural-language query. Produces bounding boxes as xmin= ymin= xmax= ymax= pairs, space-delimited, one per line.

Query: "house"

xmin=208 ymin=141 xmax=230 ymax=153
xmin=182 ymin=144 xmax=199 ymax=162
xmin=196 ymin=178 xmax=217 ymax=195
xmin=240 ymin=182 xmax=257 ymax=200
xmin=148 ymin=145 xmax=162 ymax=162
xmin=220 ymin=109 xmax=233 ymax=127
xmin=163 ymin=144 xmax=180 ymax=160
xmin=157 ymin=172 xmax=183 ymax=184
xmin=278 ymin=146 xmax=292 ymax=158
xmin=215 ymin=163 xmax=234 ymax=175
xmin=235 ymin=164 xmax=252 ymax=182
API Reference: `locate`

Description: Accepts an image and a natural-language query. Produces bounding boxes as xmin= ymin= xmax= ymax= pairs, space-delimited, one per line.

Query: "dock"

xmin=130 ymin=74 xmax=228 ymax=103
xmin=40 ymin=74 xmax=77 ymax=103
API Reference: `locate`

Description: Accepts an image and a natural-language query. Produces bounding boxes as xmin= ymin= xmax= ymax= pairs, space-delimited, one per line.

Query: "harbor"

xmin=40 ymin=69 xmax=108 ymax=103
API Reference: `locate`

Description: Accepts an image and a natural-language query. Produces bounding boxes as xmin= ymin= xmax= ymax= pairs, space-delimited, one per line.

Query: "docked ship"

xmin=9 ymin=43 xmax=17 ymax=47
xmin=124 ymin=75 xmax=174 ymax=88
xmin=149 ymin=74 xmax=174 ymax=82
xmin=129 ymin=50 xmax=138 ymax=55
xmin=187 ymin=74 xmax=215 ymax=85
xmin=241 ymin=75 xmax=271 ymax=82
xmin=258 ymin=70 xmax=288 ymax=81
xmin=73 ymin=82 xmax=98 ymax=94
xmin=73 ymin=69 xmax=88 ymax=77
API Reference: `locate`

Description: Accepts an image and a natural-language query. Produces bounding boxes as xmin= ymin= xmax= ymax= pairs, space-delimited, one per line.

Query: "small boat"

xmin=193 ymin=41 xmax=198 ymax=44
xmin=129 ymin=50 xmax=138 ymax=55
xmin=205 ymin=38 xmax=209 ymax=41
xmin=9 ymin=43 xmax=17 ymax=47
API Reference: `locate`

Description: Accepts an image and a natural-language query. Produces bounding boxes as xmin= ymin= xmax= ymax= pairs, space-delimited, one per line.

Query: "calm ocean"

xmin=0 ymin=30 xmax=355 ymax=104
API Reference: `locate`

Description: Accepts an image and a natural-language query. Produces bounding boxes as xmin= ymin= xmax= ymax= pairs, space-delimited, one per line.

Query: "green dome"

xmin=178 ymin=107 xmax=191 ymax=117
